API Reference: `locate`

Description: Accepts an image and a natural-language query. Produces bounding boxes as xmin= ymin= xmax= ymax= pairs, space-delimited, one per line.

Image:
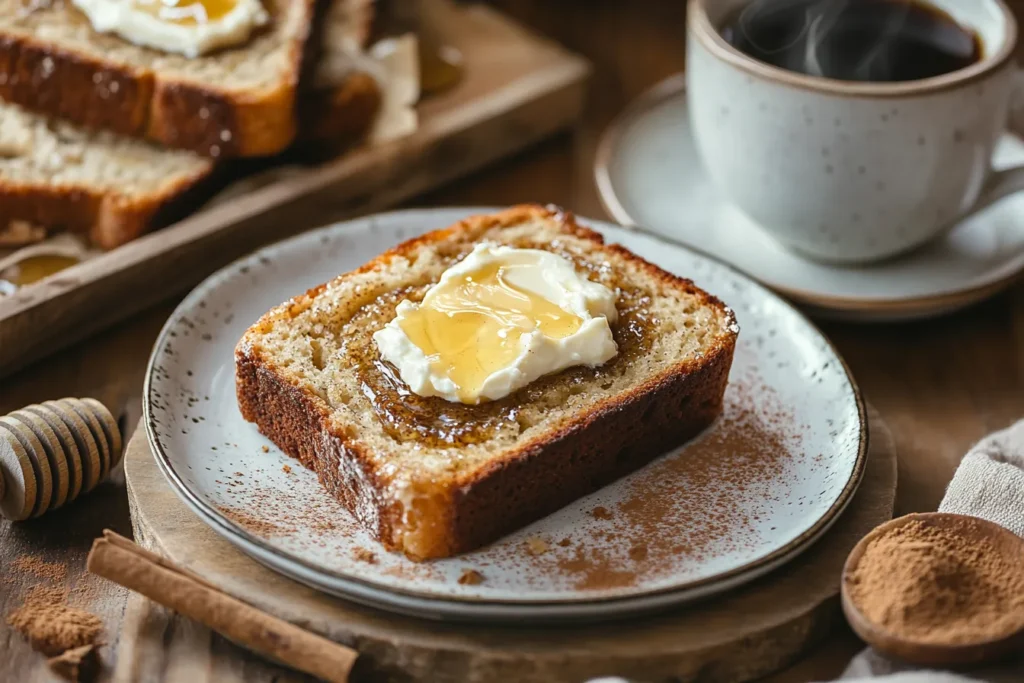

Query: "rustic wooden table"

xmin=3 ymin=1 xmax=1023 ymax=681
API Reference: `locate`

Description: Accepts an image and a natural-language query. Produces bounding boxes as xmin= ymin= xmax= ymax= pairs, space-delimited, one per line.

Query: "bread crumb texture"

xmin=0 ymin=102 xmax=209 ymax=197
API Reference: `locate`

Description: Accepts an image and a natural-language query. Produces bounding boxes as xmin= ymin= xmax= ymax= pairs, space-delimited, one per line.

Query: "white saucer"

xmin=145 ymin=207 xmax=866 ymax=623
xmin=596 ymin=75 xmax=1024 ymax=322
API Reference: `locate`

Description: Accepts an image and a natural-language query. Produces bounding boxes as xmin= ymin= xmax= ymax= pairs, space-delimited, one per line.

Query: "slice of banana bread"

xmin=235 ymin=205 xmax=739 ymax=560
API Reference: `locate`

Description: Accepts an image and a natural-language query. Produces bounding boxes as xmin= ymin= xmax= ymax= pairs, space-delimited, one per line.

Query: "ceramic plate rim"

xmin=144 ymin=207 xmax=868 ymax=615
xmin=594 ymin=73 xmax=1024 ymax=314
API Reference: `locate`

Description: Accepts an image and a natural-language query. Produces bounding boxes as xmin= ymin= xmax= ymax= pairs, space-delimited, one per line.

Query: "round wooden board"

xmin=125 ymin=407 xmax=896 ymax=683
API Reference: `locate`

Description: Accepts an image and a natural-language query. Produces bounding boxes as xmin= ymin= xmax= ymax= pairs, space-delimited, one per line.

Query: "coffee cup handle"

xmin=970 ymin=69 xmax=1024 ymax=215
xmin=972 ymin=166 xmax=1024 ymax=215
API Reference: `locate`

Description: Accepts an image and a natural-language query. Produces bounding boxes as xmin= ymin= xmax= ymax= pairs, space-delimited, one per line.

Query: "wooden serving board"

xmin=118 ymin=407 xmax=897 ymax=683
xmin=0 ymin=3 xmax=590 ymax=378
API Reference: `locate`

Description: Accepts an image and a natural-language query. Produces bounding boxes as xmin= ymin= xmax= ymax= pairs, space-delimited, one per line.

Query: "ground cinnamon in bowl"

xmin=844 ymin=514 xmax=1024 ymax=646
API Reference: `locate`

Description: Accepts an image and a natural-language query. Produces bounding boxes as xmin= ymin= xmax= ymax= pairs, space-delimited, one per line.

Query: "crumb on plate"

xmin=458 ymin=569 xmax=484 ymax=585
xmin=525 ymin=538 xmax=549 ymax=556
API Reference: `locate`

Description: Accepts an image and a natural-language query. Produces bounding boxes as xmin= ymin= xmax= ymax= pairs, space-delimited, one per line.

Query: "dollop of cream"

xmin=374 ymin=244 xmax=618 ymax=404
xmin=71 ymin=0 xmax=269 ymax=58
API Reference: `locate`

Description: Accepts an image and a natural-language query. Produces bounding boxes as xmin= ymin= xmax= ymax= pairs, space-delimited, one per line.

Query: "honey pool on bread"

xmin=139 ymin=0 xmax=237 ymax=23
xmin=350 ymin=240 xmax=657 ymax=448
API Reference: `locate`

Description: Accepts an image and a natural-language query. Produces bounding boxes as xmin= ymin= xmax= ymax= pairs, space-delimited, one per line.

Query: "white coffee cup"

xmin=687 ymin=0 xmax=1024 ymax=264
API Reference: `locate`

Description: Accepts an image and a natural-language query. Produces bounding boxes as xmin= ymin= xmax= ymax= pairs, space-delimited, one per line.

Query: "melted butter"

xmin=1 ymin=254 xmax=80 ymax=287
xmin=133 ymin=0 xmax=237 ymax=24
xmin=398 ymin=261 xmax=583 ymax=404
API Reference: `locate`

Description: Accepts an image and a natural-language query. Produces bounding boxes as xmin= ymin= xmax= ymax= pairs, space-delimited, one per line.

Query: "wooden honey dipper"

xmin=0 ymin=398 xmax=122 ymax=520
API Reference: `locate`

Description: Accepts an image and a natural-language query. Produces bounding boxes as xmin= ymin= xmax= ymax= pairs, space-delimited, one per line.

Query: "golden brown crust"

xmin=0 ymin=0 xmax=314 ymax=158
xmin=0 ymin=38 xmax=153 ymax=136
xmin=235 ymin=205 xmax=739 ymax=559
xmin=235 ymin=349 xmax=396 ymax=539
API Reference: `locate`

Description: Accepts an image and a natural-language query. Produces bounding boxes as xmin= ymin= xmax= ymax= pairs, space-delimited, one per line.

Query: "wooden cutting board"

xmin=117 ymin=407 xmax=897 ymax=683
xmin=0 ymin=2 xmax=590 ymax=378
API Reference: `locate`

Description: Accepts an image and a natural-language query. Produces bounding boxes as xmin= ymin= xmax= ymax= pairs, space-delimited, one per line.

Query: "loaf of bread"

xmin=236 ymin=206 xmax=739 ymax=560
xmin=0 ymin=0 xmax=316 ymax=157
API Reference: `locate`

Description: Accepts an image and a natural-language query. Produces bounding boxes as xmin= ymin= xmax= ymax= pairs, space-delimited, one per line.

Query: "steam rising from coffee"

xmin=720 ymin=0 xmax=981 ymax=83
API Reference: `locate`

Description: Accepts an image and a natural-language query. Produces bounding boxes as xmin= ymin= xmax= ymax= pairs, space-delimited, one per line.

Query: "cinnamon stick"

xmin=87 ymin=530 xmax=358 ymax=682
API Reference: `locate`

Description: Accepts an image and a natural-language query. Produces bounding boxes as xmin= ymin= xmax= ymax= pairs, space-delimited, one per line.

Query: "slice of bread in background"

xmin=0 ymin=102 xmax=215 ymax=249
xmin=0 ymin=0 xmax=315 ymax=158
xmin=236 ymin=205 xmax=739 ymax=560
xmin=299 ymin=0 xmax=382 ymax=145
xmin=298 ymin=71 xmax=381 ymax=146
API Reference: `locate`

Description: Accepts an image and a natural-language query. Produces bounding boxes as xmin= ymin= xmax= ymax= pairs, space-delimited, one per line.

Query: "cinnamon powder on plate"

xmin=546 ymin=372 xmax=797 ymax=591
xmin=846 ymin=518 xmax=1024 ymax=644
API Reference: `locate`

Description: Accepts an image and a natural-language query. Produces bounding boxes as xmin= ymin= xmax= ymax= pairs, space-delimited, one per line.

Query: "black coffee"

xmin=720 ymin=0 xmax=982 ymax=82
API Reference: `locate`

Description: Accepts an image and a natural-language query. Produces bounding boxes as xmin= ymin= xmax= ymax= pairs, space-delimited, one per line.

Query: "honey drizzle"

xmin=132 ymin=0 xmax=237 ymax=25
xmin=396 ymin=258 xmax=585 ymax=404
xmin=347 ymin=243 xmax=657 ymax=448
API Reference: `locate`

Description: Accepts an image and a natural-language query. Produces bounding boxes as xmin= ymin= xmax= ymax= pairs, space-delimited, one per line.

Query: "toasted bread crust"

xmin=0 ymin=38 xmax=153 ymax=135
xmin=0 ymin=1 xmax=314 ymax=158
xmin=236 ymin=206 xmax=739 ymax=559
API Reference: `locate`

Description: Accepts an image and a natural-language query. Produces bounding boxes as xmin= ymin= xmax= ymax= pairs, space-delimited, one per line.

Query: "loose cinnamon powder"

xmin=217 ymin=506 xmax=286 ymax=536
xmin=352 ymin=547 xmax=378 ymax=564
xmin=12 ymin=556 xmax=68 ymax=583
xmin=541 ymin=371 xmax=797 ymax=591
xmin=846 ymin=518 xmax=1024 ymax=644
xmin=7 ymin=585 xmax=104 ymax=657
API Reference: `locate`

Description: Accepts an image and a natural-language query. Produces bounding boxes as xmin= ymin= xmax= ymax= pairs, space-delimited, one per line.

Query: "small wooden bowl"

xmin=842 ymin=512 xmax=1024 ymax=668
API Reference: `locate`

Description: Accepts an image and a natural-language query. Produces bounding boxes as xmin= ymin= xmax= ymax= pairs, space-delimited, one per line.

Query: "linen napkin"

xmin=836 ymin=417 xmax=1024 ymax=683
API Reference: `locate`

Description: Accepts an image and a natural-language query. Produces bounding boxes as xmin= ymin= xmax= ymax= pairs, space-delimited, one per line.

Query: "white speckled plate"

xmin=595 ymin=75 xmax=1024 ymax=322
xmin=145 ymin=207 xmax=866 ymax=622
